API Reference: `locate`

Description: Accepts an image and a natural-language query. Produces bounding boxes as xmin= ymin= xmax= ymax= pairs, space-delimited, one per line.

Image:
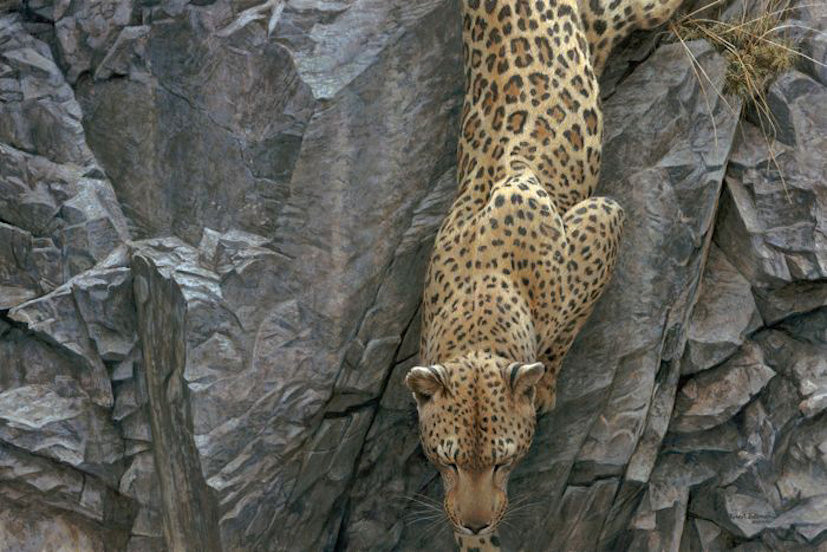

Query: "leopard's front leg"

xmin=535 ymin=196 xmax=625 ymax=413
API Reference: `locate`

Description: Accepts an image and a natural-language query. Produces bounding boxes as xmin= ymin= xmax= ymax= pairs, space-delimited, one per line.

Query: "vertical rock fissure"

xmin=131 ymin=254 xmax=223 ymax=552
xmin=328 ymin=307 xmax=421 ymax=552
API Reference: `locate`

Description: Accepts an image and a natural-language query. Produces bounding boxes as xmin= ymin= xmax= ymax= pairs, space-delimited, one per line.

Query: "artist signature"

xmin=730 ymin=512 xmax=775 ymax=522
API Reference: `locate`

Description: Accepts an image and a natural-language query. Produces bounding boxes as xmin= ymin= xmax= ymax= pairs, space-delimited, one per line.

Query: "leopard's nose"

xmin=463 ymin=522 xmax=490 ymax=534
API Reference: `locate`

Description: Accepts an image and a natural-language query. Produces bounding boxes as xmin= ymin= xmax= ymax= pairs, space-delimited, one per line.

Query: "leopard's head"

xmin=405 ymin=351 xmax=544 ymax=536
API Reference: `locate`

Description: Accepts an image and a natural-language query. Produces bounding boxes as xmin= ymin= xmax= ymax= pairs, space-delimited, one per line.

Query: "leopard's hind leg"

xmin=578 ymin=0 xmax=685 ymax=74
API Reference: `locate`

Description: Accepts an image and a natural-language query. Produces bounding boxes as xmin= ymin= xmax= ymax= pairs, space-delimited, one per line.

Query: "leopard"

xmin=404 ymin=0 xmax=683 ymax=550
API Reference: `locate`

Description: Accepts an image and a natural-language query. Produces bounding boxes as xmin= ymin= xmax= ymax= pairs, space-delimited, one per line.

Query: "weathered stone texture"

xmin=0 ymin=0 xmax=825 ymax=550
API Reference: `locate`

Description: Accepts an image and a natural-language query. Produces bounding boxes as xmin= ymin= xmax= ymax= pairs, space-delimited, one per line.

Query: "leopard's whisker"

xmin=400 ymin=495 xmax=444 ymax=513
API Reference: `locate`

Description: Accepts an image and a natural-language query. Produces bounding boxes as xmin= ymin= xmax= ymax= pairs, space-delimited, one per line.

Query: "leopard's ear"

xmin=406 ymin=365 xmax=448 ymax=406
xmin=504 ymin=362 xmax=545 ymax=400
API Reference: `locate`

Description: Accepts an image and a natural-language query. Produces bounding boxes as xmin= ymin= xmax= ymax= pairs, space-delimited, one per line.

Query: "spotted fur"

xmin=406 ymin=0 xmax=682 ymax=548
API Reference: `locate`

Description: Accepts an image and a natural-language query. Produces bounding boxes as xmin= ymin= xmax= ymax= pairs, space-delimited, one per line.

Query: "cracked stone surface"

xmin=682 ymin=244 xmax=763 ymax=375
xmin=671 ymin=342 xmax=776 ymax=433
xmin=0 ymin=0 xmax=825 ymax=550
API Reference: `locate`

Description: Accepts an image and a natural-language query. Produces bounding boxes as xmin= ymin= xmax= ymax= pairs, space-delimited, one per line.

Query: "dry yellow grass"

xmin=671 ymin=0 xmax=799 ymax=103
xmin=667 ymin=0 xmax=825 ymax=196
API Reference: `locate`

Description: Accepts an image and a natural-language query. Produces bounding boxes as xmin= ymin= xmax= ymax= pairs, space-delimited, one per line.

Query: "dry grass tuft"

xmin=667 ymin=0 xmax=825 ymax=196
xmin=671 ymin=0 xmax=799 ymax=103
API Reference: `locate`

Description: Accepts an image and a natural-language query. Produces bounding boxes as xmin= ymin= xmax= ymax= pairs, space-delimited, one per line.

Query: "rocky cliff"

xmin=0 ymin=0 xmax=825 ymax=550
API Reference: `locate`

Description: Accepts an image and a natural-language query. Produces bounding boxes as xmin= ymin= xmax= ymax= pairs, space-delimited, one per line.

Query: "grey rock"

xmin=328 ymin=167 xmax=457 ymax=414
xmin=766 ymin=70 xmax=827 ymax=150
xmin=671 ymin=342 xmax=775 ymax=433
xmin=715 ymin=71 xmax=827 ymax=323
xmin=648 ymin=455 xmax=724 ymax=512
xmin=777 ymin=307 xmax=827 ymax=346
xmin=546 ymin=479 xmax=620 ymax=552
xmin=72 ymin=264 xmax=135 ymax=362
xmin=112 ymin=378 xmax=142 ymax=422
xmin=680 ymin=518 xmax=732 ymax=552
xmin=626 ymin=487 xmax=688 ymax=552
xmin=655 ymin=304 xmax=827 ymax=552
xmin=770 ymin=494 xmax=827 ymax=542
xmin=6 ymin=2 xmax=466 ymax=547
xmin=799 ymin=392 xmax=827 ymax=418
xmin=0 ymin=16 xmax=129 ymax=290
xmin=1 ymin=444 xmax=89 ymax=519
xmin=760 ymin=370 xmax=805 ymax=434
xmin=77 ymin=15 xmax=316 ymax=242
xmin=273 ymin=0 xmax=448 ymax=100
xmin=0 ymin=0 xmax=825 ymax=549
xmin=663 ymin=420 xmax=742 ymax=455
xmin=130 ymin=232 xmax=337 ymax=550
xmin=755 ymin=328 xmax=827 ymax=417
xmin=57 ymin=176 xmax=129 ymax=276
xmin=597 ymin=28 xmax=662 ymax=99
xmin=682 ymin=244 xmax=763 ymax=375
xmin=718 ymin=487 xmax=777 ymax=538
xmin=9 ymin=284 xmax=103 ymax=369
xmin=0 ymin=143 xmax=64 ymax=234
xmin=773 ymin=415 xmax=827 ymax=503
xmin=123 ymin=139 xmax=458 ymax=552
xmin=740 ymin=399 xmax=776 ymax=467
xmin=53 ymin=0 xmax=135 ymax=83
xmin=0 ymin=503 xmax=118 ymax=552
xmin=623 ymin=453 xmax=747 ymax=551
xmin=731 ymin=543 xmax=772 ymax=552
xmin=94 ymin=25 xmax=149 ymax=81
xmin=120 ymin=408 xmax=152 ymax=445
xmin=208 ymin=4 xmax=461 ymax=550
xmin=686 ymin=482 xmax=776 ymax=542
xmin=0 ymin=382 xmax=124 ymax=485
xmin=119 ymin=453 xmax=163 ymax=539
xmin=0 ymin=15 xmax=95 ymax=166
xmin=803 ymin=30 xmax=827 ymax=86
xmin=357 ymin=368 xmax=500 ymax=550
xmin=0 ymin=221 xmax=60 ymax=309
xmin=0 ymin=143 xmax=127 ymax=280
xmin=339 ymin=360 xmax=447 ymax=552
xmin=7 ymin=261 xmax=137 ymax=407
xmin=1 ymin=326 xmax=90 ymax=394
xmin=130 ymin=238 xmax=224 ymax=552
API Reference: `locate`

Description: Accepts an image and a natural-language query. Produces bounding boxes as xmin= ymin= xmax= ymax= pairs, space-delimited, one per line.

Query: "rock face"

xmin=0 ymin=1 xmax=825 ymax=551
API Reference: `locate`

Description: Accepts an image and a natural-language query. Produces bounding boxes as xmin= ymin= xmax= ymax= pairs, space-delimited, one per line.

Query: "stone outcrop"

xmin=0 ymin=0 xmax=825 ymax=550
